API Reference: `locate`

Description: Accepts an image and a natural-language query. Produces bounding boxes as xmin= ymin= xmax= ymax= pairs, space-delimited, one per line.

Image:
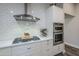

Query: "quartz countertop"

xmin=0 ymin=36 xmax=53 ymax=49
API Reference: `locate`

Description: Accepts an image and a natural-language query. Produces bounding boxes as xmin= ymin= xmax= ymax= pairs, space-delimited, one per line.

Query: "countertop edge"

xmin=0 ymin=39 xmax=53 ymax=49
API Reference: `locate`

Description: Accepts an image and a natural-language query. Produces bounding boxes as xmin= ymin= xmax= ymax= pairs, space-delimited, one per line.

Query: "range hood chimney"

xmin=14 ymin=3 xmax=40 ymax=22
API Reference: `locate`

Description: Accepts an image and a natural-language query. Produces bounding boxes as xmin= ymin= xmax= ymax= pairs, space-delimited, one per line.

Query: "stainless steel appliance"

xmin=53 ymin=23 xmax=63 ymax=45
xmin=13 ymin=4 xmax=40 ymax=22
xmin=53 ymin=32 xmax=63 ymax=45
xmin=53 ymin=23 xmax=63 ymax=32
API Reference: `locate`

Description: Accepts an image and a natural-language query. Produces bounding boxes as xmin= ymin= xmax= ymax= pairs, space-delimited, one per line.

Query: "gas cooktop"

xmin=13 ymin=36 xmax=40 ymax=44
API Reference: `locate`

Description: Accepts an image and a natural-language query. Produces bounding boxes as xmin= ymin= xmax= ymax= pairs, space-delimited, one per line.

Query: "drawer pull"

xmin=47 ymin=40 xmax=49 ymax=42
xmin=27 ymin=47 xmax=31 ymax=49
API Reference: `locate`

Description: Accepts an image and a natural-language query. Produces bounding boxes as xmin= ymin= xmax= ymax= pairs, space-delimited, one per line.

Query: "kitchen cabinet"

xmin=30 ymin=42 xmax=42 ymax=56
xmin=46 ymin=5 xmax=64 ymax=23
xmin=48 ymin=39 xmax=54 ymax=55
xmin=46 ymin=6 xmax=64 ymax=54
xmin=53 ymin=6 xmax=64 ymax=23
xmin=52 ymin=44 xmax=64 ymax=55
xmin=41 ymin=39 xmax=53 ymax=56
xmin=0 ymin=47 xmax=11 ymax=56
xmin=63 ymin=3 xmax=75 ymax=16
xmin=46 ymin=5 xmax=64 ymax=40
xmin=41 ymin=40 xmax=49 ymax=56
xmin=0 ymin=39 xmax=64 ymax=56
xmin=25 ymin=44 xmax=35 ymax=56
xmin=11 ymin=42 xmax=42 ymax=56
xmin=11 ymin=44 xmax=31 ymax=56
xmin=9 ymin=39 xmax=54 ymax=56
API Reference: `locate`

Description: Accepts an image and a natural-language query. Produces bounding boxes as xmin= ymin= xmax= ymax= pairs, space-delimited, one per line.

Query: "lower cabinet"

xmin=11 ymin=42 xmax=42 ymax=56
xmin=41 ymin=39 xmax=53 ymax=56
xmin=29 ymin=42 xmax=42 ymax=56
xmin=11 ymin=39 xmax=54 ymax=56
xmin=52 ymin=44 xmax=64 ymax=55
xmin=0 ymin=39 xmax=64 ymax=56
xmin=0 ymin=47 xmax=11 ymax=56
xmin=11 ymin=44 xmax=32 ymax=56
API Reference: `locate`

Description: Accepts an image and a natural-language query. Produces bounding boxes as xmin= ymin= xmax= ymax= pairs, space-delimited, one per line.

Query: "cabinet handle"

xmin=27 ymin=47 xmax=31 ymax=49
xmin=47 ymin=43 xmax=49 ymax=45
xmin=47 ymin=40 xmax=49 ymax=42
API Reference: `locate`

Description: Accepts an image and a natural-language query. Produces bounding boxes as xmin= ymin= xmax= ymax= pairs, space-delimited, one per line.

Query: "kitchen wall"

xmin=27 ymin=3 xmax=50 ymax=28
xmin=0 ymin=3 xmax=50 ymax=43
xmin=0 ymin=3 xmax=39 ymax=43
xmin=17 ymin=3 xmax=50 ymax=37
xmin=64 ymin=4 xmax=79 ymax=48
xmin=0 ymin=3 xmax=25 ymax=42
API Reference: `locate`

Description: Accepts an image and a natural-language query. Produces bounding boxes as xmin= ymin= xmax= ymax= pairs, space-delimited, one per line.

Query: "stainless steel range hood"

xmin=14 ymin=14 xmax=40 ymax=22
xmin=14 ymin=4 xmax=40 ymax=22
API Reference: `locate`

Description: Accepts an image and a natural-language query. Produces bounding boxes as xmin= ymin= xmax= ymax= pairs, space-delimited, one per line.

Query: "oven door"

xmin=53 ymin=32 xmax=63 ymax=45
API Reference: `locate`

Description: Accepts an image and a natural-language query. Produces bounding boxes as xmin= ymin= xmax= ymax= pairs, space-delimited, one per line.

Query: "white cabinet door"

xmin=11 ymin=45 xmax=27 ymax=56
xmin=41 ymin=40 xmax=50 ymax=56
xmin=53 ymin=45 xmax=60 ymax=55
xmin=53 ymin=6 xmax=64 ymax=23
xmin=47 ymin=39 xmax=53 ymax=56
xmin=25 ymin=44 xmax=33 ymax=56
xmin=12 ymin=44 xmax=32 ymax=56
xmin=0 ymin=47 xmax=11 ymax=56
xmin=12 ymin=42 xmax=42 ymax=56
xmin=28 ymin=42 xmax=42 ymax=56
xmin=30 ymin=40 xmax=53 ymax=56
xmin=41 ymin=40 xmax=53 ymax=56
xmin=52 ymin=43 xmax=64 ymax=55
xmin=46 ymin=5 xmax=64 ymax=23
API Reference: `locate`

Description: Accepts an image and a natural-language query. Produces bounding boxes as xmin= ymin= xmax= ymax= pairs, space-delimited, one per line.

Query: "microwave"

xmin=53 ymin=23 xmax=63 ymax=32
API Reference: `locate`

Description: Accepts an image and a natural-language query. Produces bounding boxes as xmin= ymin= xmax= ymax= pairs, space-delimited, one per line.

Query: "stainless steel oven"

xmin=53 ymin=32 xmax=63 ymax=45
xmin=53 ymin=23 xmax=63 ymax=45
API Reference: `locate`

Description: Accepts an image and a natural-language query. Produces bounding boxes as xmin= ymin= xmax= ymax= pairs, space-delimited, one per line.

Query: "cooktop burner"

xmin=12 ymin=36 xmax=40 ymax=44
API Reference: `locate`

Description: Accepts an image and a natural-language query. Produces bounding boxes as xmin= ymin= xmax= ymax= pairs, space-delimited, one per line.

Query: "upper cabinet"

xmin=46 ymin=5 xmax=64 ymax=38
xmin=46 ymin=5 xmax=64 ymax=23
xmin=63 ymin=3 xmax=75 ymax=16
xmin=53 ymin=6 xmax=64 ymax=23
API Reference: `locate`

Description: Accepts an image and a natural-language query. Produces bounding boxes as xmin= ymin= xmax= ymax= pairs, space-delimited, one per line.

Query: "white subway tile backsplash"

xmin=0 ymin=3 xmax=41 ymax=42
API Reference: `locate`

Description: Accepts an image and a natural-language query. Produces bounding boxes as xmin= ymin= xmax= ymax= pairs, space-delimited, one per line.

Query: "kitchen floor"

xmin=55 ymin=52 xmax=68 ymax=56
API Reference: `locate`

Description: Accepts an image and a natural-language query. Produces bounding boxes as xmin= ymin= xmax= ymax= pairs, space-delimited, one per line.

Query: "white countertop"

xmin=0 ymin=36 xmax=53 ymax=48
